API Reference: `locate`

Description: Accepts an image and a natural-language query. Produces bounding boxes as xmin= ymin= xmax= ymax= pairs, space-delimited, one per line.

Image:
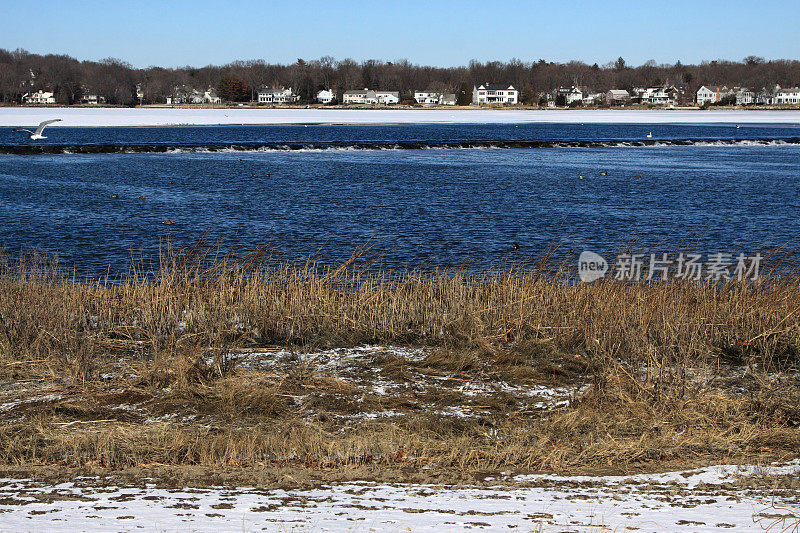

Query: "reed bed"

xmin=0 ymin=243 xmax=798 ymax=475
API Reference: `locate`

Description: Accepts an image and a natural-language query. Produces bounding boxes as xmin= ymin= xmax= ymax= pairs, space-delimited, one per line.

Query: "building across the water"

xmin=472 ymin=84 xmax=518 ymax=105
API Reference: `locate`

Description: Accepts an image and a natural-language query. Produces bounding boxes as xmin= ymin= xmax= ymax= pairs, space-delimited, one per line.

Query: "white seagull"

xmin=13 ymin=119 xmax=62 ymax=140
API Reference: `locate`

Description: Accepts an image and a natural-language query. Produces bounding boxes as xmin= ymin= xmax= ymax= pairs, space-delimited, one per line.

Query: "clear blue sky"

xmin=1 ymin=0 xmax=797 ymax=68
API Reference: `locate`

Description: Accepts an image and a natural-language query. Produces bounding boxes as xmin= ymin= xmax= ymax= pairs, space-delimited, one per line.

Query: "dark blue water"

xmin=1 ymin=123 xmax=800 ymax=275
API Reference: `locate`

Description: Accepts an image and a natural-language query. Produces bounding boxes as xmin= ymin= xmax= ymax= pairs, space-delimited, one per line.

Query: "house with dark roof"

xmin=553 ymin=86 xmax=584 ymax=105
xmin=696 ymin=86 xmax=733 ymax=105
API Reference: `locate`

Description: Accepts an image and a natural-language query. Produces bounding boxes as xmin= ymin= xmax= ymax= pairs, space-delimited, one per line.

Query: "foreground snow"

xmin=1 ymin=462 xmax=798 ymax=532
xmin=2 ymin=107 xmax=800 ymax=127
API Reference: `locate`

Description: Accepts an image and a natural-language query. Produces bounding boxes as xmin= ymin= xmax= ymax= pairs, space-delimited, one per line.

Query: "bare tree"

xmin=1 ymin=48 xmax=798 ymax=105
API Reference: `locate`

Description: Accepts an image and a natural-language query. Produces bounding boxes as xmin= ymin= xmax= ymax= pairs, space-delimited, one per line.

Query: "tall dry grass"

xmin=1 ymin=243 xmax=798 ymax=389
xmin=0 ymin=243 xmax=798 ymax=471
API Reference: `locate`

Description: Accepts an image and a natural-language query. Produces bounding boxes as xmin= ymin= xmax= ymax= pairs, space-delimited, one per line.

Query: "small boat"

xmin=646 ymin=132 xmax=653 ymax=138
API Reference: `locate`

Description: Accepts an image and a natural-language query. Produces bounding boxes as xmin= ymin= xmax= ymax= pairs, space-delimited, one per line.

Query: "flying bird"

xmin=13 ymin=119 xmax=62 ymax=140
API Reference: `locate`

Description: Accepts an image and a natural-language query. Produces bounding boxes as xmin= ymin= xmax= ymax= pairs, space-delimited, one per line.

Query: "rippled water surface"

xmin=1 ymin=123 xmax=799 ymax=274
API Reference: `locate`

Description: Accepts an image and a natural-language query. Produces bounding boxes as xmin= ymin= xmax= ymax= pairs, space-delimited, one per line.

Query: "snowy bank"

xmin=1 ymin=462 xmax=798 ymax=532
xmin=2 ymin=107 xmax=800 ymax=127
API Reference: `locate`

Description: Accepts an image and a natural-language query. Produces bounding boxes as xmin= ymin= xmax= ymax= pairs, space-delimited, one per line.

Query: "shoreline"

xmin=2 ymin=107 xmax=800 ymax=127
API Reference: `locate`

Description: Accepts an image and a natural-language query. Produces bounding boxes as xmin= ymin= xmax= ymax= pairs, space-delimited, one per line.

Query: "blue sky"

xmin=1 ymin=0 xmax=797 ymax=68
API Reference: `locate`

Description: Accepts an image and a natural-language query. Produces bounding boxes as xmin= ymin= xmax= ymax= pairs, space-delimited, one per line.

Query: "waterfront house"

xmin=167 ymin=85 xmax=192 ymax=104
xmin=414 ymin=91 xmax=441 ymax=104
xmin=22 ymin=90 xmax=56 ymax=104
xmin=775 ymin=87 xmax=800 ymax=105
xmin=257 ymin=87 xmax=299 ymax=104
xmin=79 ymin=93 xmax=106 ymax=104
xmin=343 ymin=89 xmax=372 ymax=104
xmin=167 ymin=86 xmax=221 ymax=105
xmin=472 ymin=84 xmax=519 ymax=105
xmin=756 ymin=88 xmax=774 ymax=105
xmin=440 ymin=93 xmax=456 ymax=105
xmin=735 ymin=87 xmax=755 ymax=105
xmin=605 ymin=89 xmax=630 ymax=104
xmin=203 ymin=89 xmax=221 ymax=104
xmin=639 ymin=87 xmax=673 ymax=105
xmin=375 ymin=91 xmax=400 ymax=105
xmin=316 ymin=89 xmax=336 ymax=103
xmin=552 ymin=86 xmax=583 ymax=105
xmin=695 ymin=85 xmax=733 ymax=105
xmin=414 ymin=91 xmax=457 ymax=105
xmin=582 ymin=93 xmax=604 ymax=105
xmin=343 ymin=89 xmax=399 ymax=105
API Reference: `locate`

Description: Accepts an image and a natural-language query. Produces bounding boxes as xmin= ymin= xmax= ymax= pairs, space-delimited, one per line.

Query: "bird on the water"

xmin=12 ymin=119 xmax=61 ymax=140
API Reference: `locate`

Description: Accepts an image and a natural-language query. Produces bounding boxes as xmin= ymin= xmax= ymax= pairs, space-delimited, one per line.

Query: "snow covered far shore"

xmin=2 ymin=107 xmax=800 ymax=127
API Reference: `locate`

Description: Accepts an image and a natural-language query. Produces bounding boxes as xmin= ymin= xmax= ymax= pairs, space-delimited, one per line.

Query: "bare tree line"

xmin=1 ymin=48 xmax=798 ymax=105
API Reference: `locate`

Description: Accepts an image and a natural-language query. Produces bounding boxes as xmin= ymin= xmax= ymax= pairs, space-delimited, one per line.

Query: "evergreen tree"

xmin=456 ymin=82 xmax=472 ymax=106
xmin=520 ymin=84 xmax=535 ymax=105
xmin=217 ymin=75 xmax=250 ymax=102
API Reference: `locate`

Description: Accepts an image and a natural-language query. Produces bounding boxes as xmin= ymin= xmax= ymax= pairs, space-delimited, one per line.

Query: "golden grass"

xmin=0 ymin=244 xmax=798 ymax=474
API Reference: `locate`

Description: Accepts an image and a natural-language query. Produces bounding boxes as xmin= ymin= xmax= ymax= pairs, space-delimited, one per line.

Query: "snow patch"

xmin=0 ymin=461 xmax=798 ymax=531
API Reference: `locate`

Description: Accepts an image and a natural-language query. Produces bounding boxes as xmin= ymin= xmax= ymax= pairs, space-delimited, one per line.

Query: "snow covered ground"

xmin=1 ymin=462 xmax=798 ymax=532
xmin=2 ymin=107 xmax=800 ymax=127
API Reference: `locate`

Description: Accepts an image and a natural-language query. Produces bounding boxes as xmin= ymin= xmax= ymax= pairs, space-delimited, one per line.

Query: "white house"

xmin=167 ymin=86 xmax=221 ymax=105
xmin=696 ymin=86 xmax=733 ymax=105
xmin=375 ymin=91 xmax=400 ymax=105
xmin=414 ymin=91 xmax=440 ymax=104
xmin=582 ymin=93 xmax=604 ymax=105
xmin=23 ymin=90 xmax=55 ymax=104
xmin=343 ymin=89 xmax=372 ymax=104
xmin=258 ymin=87 xmax=299 ymax=104
xmin=342 ymin=89 xmax=399 ymax=105
xmin=203 ymin=89 xmax=221 ymax=104
xmin=472 ymin=84 xmax=518 ymax=105
xmin=80 ymin=93 xmax=106 ymax=105
xmin=414 ymin=91 xmax=456 ymax=105
xmin=606 ymin=89 xmax=630 ymax=104
xmin=639 ymin=87 xmax=672 ymax=105
xmin=735 ymin=87 xmax=755 ymax=106
xmin=775 ymin=87 xmax=800 ymax=105
xmin=316 ymin=89 xmax=336 ymax=104
xmin=554 ymin=86 xmax=583 ymax=105
xmin=756 ymin=89 xmax=774 ymax=105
